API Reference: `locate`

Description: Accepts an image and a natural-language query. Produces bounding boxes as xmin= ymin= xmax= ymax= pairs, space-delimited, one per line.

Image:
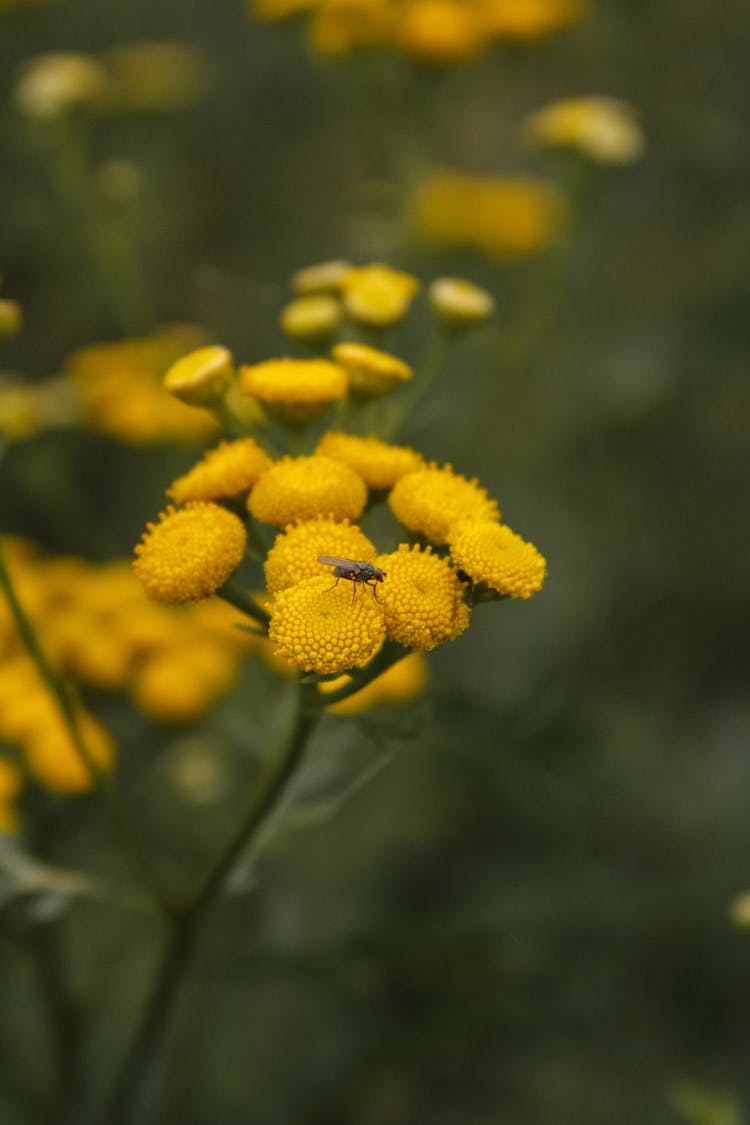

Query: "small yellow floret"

xmin=131 ymin=641 xmax=238 ymax=723
xmin=133 ymin=503 xmax=247 ymax=603
xmin=291 ymin=259 xmax=352 ymax=294
xmin=486 ymin=0 xmax=587 ymax=39
xmin=239 ymin=358 xmax=349 ymax=425
xmin=308 ymin=0 xmax=388 ymax=55
xmin=15 ymin=52 xmax=109 ymax=121
xmin=316 ymin=432 xmax=424 ymax=491
xmin=341 ymin=264 xmax=420 ymax=327
xmin=167 ymin=438 xmax=272 ymax=503
xmin=389 ymin=464 xmax=499 ymax=545
xmin=319 ymin=651 xmax=428 ymax=715
xmin=24 ymin=709 xmax=115 ymax=795
xmin=523 ymin=96 xmax=644 ymax=164
xmin=0 ymin=299 xmax=22 ymax=340
xmin=375 ymin=544 xmax=469 ymax=650
xmin=264 ymin=517 xmax=376 ymax=594
xmin=331 ymin=342 xmax=412 ymax=398
xmin=280 ymin=295 xmax=342 ymax=341
xmin=429 ymin=277 xmax=495 ymax=324
xmin=396 ymin=0 xmax=487 ymax=63
xmin=249 ymin=456 xmax=367 ymax=528
xmin=269 ymin=575 xmax=386 ymax=674
xmin=164 ymin=345 xmax=234 ymax=407
xmin=447 ymin=519 xmax=546 ymax=598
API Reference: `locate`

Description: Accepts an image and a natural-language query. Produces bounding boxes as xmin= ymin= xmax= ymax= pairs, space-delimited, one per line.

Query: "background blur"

xmin=2 ymin=1 xmax=750 ymax=1123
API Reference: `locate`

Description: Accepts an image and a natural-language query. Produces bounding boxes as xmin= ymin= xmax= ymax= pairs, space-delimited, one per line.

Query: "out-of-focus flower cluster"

xmin=249 ymin=0 xmax=588 ymax=63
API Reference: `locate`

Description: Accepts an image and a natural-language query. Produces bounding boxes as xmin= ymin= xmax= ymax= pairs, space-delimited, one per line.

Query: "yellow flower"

xmin=14 ymin=52 xmax=110 ymax=121
xmin=331 ymin=342 xmax=412 ymax=398
xmin=316 ymin=432 xmax=424 ymax=491
xmin=249 ymin=456 xmax=367 ymax=528
xmin=280 ymin=295 xmax=342 ymax=341
xmin=0 ymin=299 xmax=22 ymax=340
xmin=389 ymin=464 xmax=499 ymax=544
xmin=264 ymin=517 xmax=376 ymax=594
xmin=133 ymin=503 xmax=247 ymax=604
xmin=131 ymin=640 xmax=238 ymax=723
xmin=523 ymin=96 xmax=645 ymax=164
xmin=291 ymin=259 xmax=352 ymax=294
xmin=447 ymin=519 xmax=546 ymax=598
xmin=396 ymin=0 xmax=487 ymax=64
xmin=239 ymin=358 xmax=348 ymax=425
xmin=340 ymin=264 xmax=420 ymax=327
xmin=428 ymin=277 xmax=495 ymax=324
xmin=24 ymin=709 xmax=115 ymax=795
xmin=163 ymin=345 xmax=234 ymax=407
xmin=269 ymin=575 xmax=386 ymax=674
xmin=375 ymin=544 xmax=469 ymax=650
xmin=319 ymin=651 xmax=428 ymax=714
xmin=167 ymin=438 xmax=272 ymax=504
xmin=308 ymin=0 xmax=389 ymax=56
xmin=485 ymin=0 xmax=587 ymax=39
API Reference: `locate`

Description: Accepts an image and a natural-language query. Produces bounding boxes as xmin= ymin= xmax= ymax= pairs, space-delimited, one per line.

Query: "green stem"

xmin=321 ymin=640 xmax=409 ymax=706
xmin=0 ymin=541 xmax=169 ymax=910
xmin=380 ymin=326 xmax=453 ymax=440
xmin=217 ymin=579 xmax=270 ymax=630
xmin=100 ymin=683 xmax=322 ymax=1125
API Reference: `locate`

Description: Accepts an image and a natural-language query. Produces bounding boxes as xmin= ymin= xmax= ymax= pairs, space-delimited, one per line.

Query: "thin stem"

xmin=100 ymin=683 xmax=322 ymax=1125
xmin=0 ymin=542 xmax=169 ymax=909
xmin=380 ymin=326 xmax=453 ymax=440
xmin=321 ymin=640 xmax=409 ymax=706
xmin=217 ymin=579 xmax=270 ymax=630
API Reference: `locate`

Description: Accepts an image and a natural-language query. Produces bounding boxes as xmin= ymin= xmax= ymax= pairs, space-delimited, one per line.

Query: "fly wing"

xmin=317 ymin=555 xmax=355 ymax=570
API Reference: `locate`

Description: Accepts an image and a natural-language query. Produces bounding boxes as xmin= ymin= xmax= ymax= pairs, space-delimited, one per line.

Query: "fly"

xmin=317 ymin=556 xmax=387 ymax=604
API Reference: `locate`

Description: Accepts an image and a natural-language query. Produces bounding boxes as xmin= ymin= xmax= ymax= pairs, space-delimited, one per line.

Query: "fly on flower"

xmin=317 ymin=556 xmax=387 ymax=604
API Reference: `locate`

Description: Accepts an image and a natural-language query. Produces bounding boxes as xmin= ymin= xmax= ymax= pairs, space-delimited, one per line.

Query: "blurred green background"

xmin=2 ymin=1 xmax=750 ymax=1123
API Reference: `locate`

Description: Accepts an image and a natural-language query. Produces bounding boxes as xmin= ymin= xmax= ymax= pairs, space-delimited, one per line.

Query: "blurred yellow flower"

xmin=485 ymin=0 xmax=587 ymax=39
xmin=264 ymin=517 xmax=376 ymax=594
xmin=523 ymin=96 xmax=645 ymax=164
xmin=24 ymin=709 xmax=115 ymax=795
xmin=447 ymin=519 xmax=546 ymax=598
xmin=292 ymin=259 xmax=353 ymax=295
xmin=0 ymin=757 xmax=22 ymax=835
xmin=163 ymin=345 xmax=234 ymax=408
xmin=167 ymin=438 xmax=272 ymax=504
xmin=316 ymin=431 xmax=424 ymax=491
xmin=131 ymin=640 xmax=238 ymax=723
xmin=0 ymin=299 xmax=22 ymax=340
xmin=308 ymin=0 xmax=389 ymax=55
xmin=396 ymin=0 xmax=487 ymax=62
xmin=15 ymin=52 xmax=110 ymax=121
xmin=280 ymin=295 xmax=342 ymax=341
xmin=375 ymin=544 xmax=469 ymax=650
xmin=389 ymin=464 xmax=499 ymax=544
xmin=319 ymin=651 xmax=428 ymax=714
xmin=133 ymin=503 xmax=247 ymax=604
xmin=332 ymin=341 xmax=412 ymax=398
xmin=239 ymin=358 xmax=349 ymax=425
xmin=249 ymin=455 xmax=368 ymax=528
xmin=341 ymin=264 xmax=420 ymax=327
xmin=429 ymin=277 xmax=495 ymax=324
xmin=269 ymin=575 xmax=386 ymax=674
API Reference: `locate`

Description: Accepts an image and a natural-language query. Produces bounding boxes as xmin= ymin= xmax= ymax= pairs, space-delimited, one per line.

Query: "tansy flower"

xmin=316 ymin=432 xmax=424 ymax=491
xmin=24 ymin=709 xmax=115 ymax=795
xmin=280 ymin=295 xmax=342 ymax=341
xmin=396 ymin=0 xmax=487 ymax=64
xmin=291 ymin=259 xmax=352 ymax=294
xmin=389 ymin=464 xmax=499 ymax=544
xmin=264 ymin=517 xmax=376 ymax=594
xmin=167 ymin=438 xmax=272 ymax=504
xmin=485 ymin=0 xmax=587 ymax=39
xmin=341 ymin=264 xmax=420 ymax=327
xmin=133 ymin=503 xmax=247 ymax=603
xmin=131 ymin=640 xmax=238 ymax=723
xmin=375 ymin=544 xmax=469 ymax=650
xmin=429 ymin=277 xmax=495 ymax=325
xmin=523 ymin=96 xmax=645 ymax=164
xmin=239 ymin=358 xmax=348 ymax=425
xmin=0 ymin=299 xmax=22 ymax=341
xmin=249 ymin=456 xmax=367 ymax=528
xmin=331 ymin=342 xmax=412 ymax=398
xmin=14 ymin=52 xmax=110 ymax=122
xmin=308 ymin=0 xmax=389 ymax=56
xmin=318 ymin=651 xmax=428 ymax=715
xmin=269 ymin=575 xmax=386 ymax=674
xmin=447 ymin=519 xmax=546 ymax=598
xmin=163 ymin=345 xmax=234 ymax=407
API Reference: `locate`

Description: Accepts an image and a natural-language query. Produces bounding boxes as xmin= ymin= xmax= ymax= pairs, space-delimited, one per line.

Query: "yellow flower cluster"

xmin=523 ymin=97 xmax=645 ymax=164
xmin=249 ymin=0 xmax=587 ymax=62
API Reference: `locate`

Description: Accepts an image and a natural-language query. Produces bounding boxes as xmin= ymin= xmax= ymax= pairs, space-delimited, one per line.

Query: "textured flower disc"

xmin=239 ymin=358 xmax=348 ymax=423
xmin=316 ymin=432 xmax=424 ymax=491
xmin=133 ymin=502 xmax=247 ymax=603
xmin=447 ymin=519 xmax=546 ymax=598
xmin=167 ymin=438 xmax=272 ymax=503
xmin=375 ymin=544 xmax=470 ymax=650
xmin=269 ymin=575 xmax=386 ymax=675
xmin=389 ymin=464 xmax=499 ymax=544
xmin=340 ymin=264 xmax=420 ymax=327
xmin=264 ymin=517 xmax=376 ymax=594
xmin=248 ymin=455 xmax=368 ymax=528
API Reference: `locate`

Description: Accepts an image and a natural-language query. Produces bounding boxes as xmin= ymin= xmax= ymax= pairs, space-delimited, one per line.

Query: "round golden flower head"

xmin=331 ymin=342 xmax=412 ymax=398
xmin=308 ymin=0 xmax=388 ymax=55
xmin=280 ymin=295 xmax=342 ymax=341
xmin=239 ymin=358 xmax=348 ymax=425
xmin=264 ymin=517 xmax=376 ymax=594
xmin=375 ymin=544 xmax=469 ymax=650
xmin=340 ymin=264 xmax=420 ymax=327
xmin=316 ymin=432 xmax=424 ymax=491
xmin=131 ymin=640 xmax=238 ymax=723
xmin=249 ymin=455 xmax=367 ymax=528
xmin=291 ymin=259 xmax=352 ymax=295
xmin=163 ymin=345 xmax=234 ymax=407
xmin=523 ymin=96 xmax=645 ymax=164
xmin=0 ymin=299 xmax=22 ymax=341
xmin=269 ymin=575 xmax=386 ymax=674
xmin=447 ymin=519 xmax=546 ymax=598
xmin=14 ymin=52 xmax=110 ymax=122
xmin=396 ymin=0 xmax=487 ymax=64
xmin=429 ymin=277 xmax=495 ymax=325
xmin=486 ymin=0 xmax=587 ymax=39
xmin=167 ymin=438 xmax=272 ymax=504
xmin=24 ymin=709 xmax=115 ymax=795
xmin=318 ymin=651 xmax=428 ymax=715
xmin=389 ymin=464 xmax=499 ymax=545
xmin=133 ymin=502 xmax=247 ymax=604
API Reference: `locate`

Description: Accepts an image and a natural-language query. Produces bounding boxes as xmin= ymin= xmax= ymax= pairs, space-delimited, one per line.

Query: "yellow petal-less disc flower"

xmin=280 ymin=295 xmax=342 ymax=341
xmin=318 ymin=651 xmax=428 ymax=715
xmin=396 ymin=0 xmax=488 ymax=64
xmin=291 ymin=259 xmax=352 ymax=294
xmin=523 ymin=96 xmax=645 ymax=164
xmin=14 ymin=52 xmax=110 ymax=122
xmin=133 ymin=503 xmax=247 ymax=604
xmin=485 ymin=0 xmax=587 ymax=40
xmin=167 ymin=438 xmax=272 ymax=504
xmin=429 ymin=277 xmax=495 ymax=325
xmin=269 ymin=575 xmax=386 ymax=674
xmin=239 ymin=358 xmax=349 ymax=425
xmin=0 ymin=299 xmax=22 ymax=340
xmin=316 ymin=432 xmax=424 ymax=491
xmin=163 ymin=345 xmax=234 ymax=407
xmin=308 ymin=0 xmax=389 ymax=56
xmin=340 ymin=264 xmax=420 ymax=327
xmin=447 ymin=519 xmax=546 ymax=598
xmin=264 ymin=517 xmax=376 ymax=594
xmin=249 ymin=456 xmax=368 ymax=528
xmin=375 ymin=544 xmax=470 ymax=651
xmin=131 ymin=640 xmax=238 ymax=723
xmin=24 ymin=709 xmax=115 ymax=795
xmin=389 ymin=464 xmax=499 ymax=545
xmin=331 ymin=342 xmax=412 ymax=398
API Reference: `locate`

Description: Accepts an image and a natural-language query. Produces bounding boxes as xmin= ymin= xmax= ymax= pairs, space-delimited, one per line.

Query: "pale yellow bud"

xmin=429 ymin=277 xmax=495 ymax=325
xmin=291 ymin=259 xmax=352 ymax=295
xmin=164 ymin=346 xmax=234 ymax=408
xmin=279 ymin=294 xmax=342 ymax=341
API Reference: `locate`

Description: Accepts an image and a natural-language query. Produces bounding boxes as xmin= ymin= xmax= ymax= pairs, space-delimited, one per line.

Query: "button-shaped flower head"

xmin=269 ymin=576 xmax=386 ymax=674
xmin=167 ymin=438 xmax=272 ymax=504
xmin=264 ymin=517 xmax=376 ymax=594
xmin=389 ymin=464 xmax=499 ymax=545
xmin=239 ymin=358 xmax=348 ymax=425
xmin=316 ymin=432 xmax=424 ymax=491
xmin=375 ymin=544 xmax=469 ymax=650
xmin=249 ymin=456 xmax=367 ymax=528
xmin=133 ymin=503 xmax=247 ymax=603
xmin=447 ymin=519 xmax=546 ymax=598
